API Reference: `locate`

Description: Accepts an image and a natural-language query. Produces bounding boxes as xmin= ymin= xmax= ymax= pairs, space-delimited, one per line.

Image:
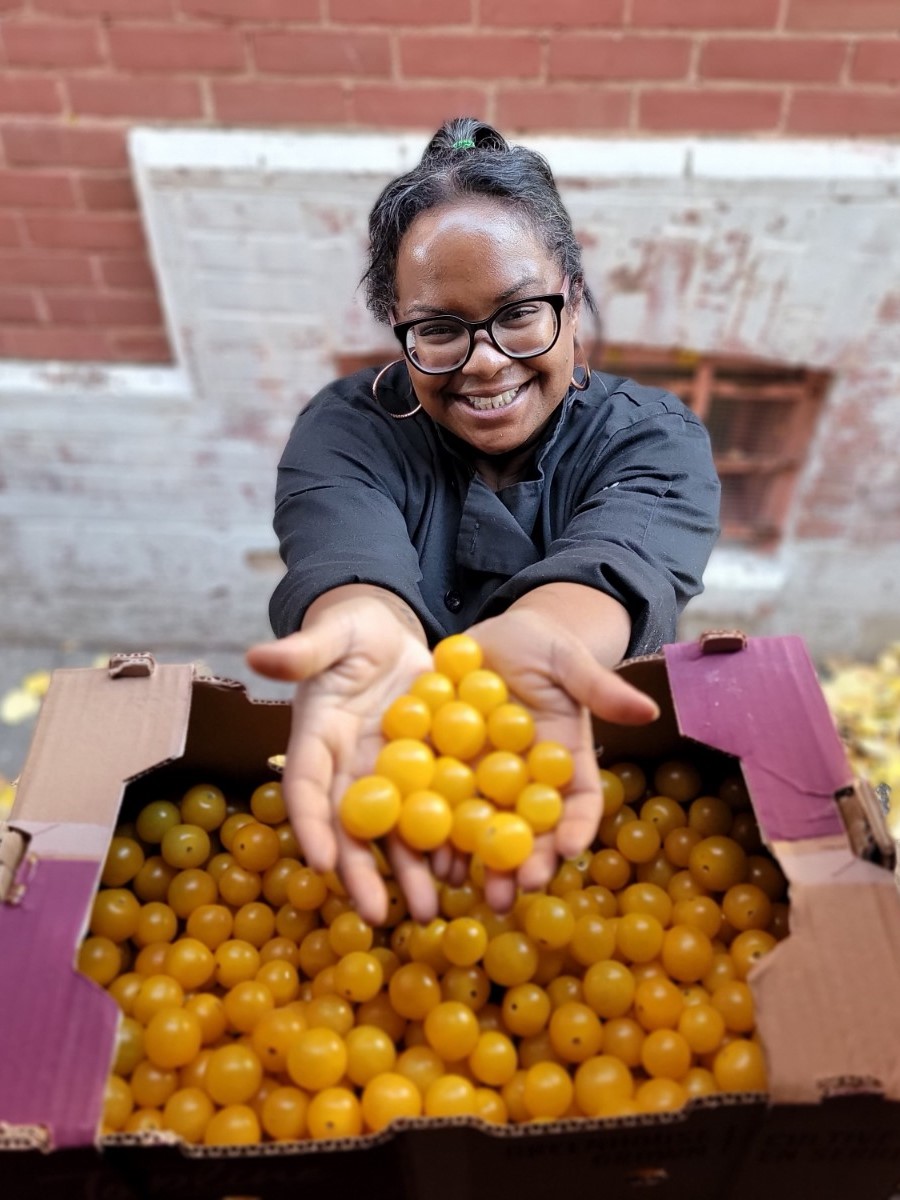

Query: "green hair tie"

xmin=452 ymin=138 xmax=476 ymax=150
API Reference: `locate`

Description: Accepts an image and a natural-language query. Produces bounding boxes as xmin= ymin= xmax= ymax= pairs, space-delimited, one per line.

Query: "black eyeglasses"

xmin=392 ymin=288 xmax=568 ymax=376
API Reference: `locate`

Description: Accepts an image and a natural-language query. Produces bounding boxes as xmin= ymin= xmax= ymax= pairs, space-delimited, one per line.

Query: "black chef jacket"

xmin=269 ymin=363 xmax=721 ymax=658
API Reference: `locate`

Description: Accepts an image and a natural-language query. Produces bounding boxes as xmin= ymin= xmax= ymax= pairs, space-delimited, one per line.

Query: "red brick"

xmin=331 ymin=0 xmax=473 ymax=24
xmin=0 ymin=251 xmax=94 ymax=285
xmin=0 ymin=75 xmax=62 ymax=113
xmin=549 ymin=34 xmax=691 ymax=81
xmin=1 ymin=20 xmax=106 ymax=67
xmin=631 ymin=0 xmax=780 ymax=28
xmin=254 ymin=31 xmax=391 ymax=77
xmin=638 ymin=88 xmax=783 ymax=131
xmin=787 ymin=89 xmax=900 ymax=135
xmin=108 ymin=25 xmax=245 ymax=73
xmin=98 ymin=253 xmax=156 ymax=289
xmin=1 ymin=122 xmax=126 ymax=168
xmin=0 ymin=169 xmax=78 ymax=209
xmin=349 ymin=85 xmax=490 ymax=128
xmin=67 ymin=76 xmax=204 ymax=118
xmin=78 ymin=172 xmax=138 ymax=211
xmin=0 ymin=289 xmax=40 ymax=323
xmin=399 ymin=34 xmax=541 ymax=79
xmin=32 ymin=0 xmax=174 ymax=15
xmin=179 ymin=0 xmax=318 ymax=18
xmin=0 ymin=214 xmax=22 ymax=246
xmin=0 ymin=325 xmax=113 ymax=360
xmin=481 ymin=0 xmax=623 ymax=27
xmin=700 ymin=38 xmax=847 ymax=83
xmin=786 ymin=0 xmax=900 ymax=32
xmin=211 ymin=80 xmax=347 ymax=124
xmin=852 ymin=39 xmax=900 ymax=84
xmin=26 ymin=212 xmax=145 ymax=250
xmin=108 ymin=329 xmax=172 ymax=362
xmin=495 ymin=86 xmax=631 ymax=131
xmin=45 ymin=291 xmax=162 ymax=326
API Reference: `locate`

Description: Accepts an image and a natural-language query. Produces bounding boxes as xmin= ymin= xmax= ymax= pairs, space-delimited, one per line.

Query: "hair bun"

xmin=421 ymin=117 xmax=509 ymax=164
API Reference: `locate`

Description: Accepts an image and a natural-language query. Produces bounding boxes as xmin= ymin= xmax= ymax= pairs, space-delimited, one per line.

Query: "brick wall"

xmin=1 ymin=0 xmax=900 ymax=363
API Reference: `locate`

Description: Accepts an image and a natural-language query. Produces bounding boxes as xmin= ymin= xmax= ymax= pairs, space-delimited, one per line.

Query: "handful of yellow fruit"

xmin=340 ymin=634 xmax=574 ymax=871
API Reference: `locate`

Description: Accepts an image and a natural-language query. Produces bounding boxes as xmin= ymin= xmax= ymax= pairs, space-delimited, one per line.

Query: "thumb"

xmin=246 ymin=625 xmax=350 ymax=684
xmin=553 ymin=640 xmax=659 ymax=726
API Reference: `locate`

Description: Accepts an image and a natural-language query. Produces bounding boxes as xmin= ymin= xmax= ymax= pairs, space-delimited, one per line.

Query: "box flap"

xmin=12 ymin=662 xmax=195 ymax=826
xmin=752 ymin=872 xmax=900 ymax=1103
xmin=1 ymin=660 xmax=195 ymax=1149
xmin=0 ymin=859 xmax=119 ymax=1148
xmin=663 ymin=637 xmax=852 ymax=844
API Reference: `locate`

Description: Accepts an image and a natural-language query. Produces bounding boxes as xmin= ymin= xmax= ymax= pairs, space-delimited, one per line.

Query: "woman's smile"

xmin=454 ymin=380 xmax=529 ymax=413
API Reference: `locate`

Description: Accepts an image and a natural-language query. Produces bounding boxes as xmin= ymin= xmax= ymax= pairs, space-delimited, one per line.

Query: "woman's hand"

xmin=456 ymin=605 xmax=659 ymax=913
xmin=246 ymin=587 xmax=435 ymax=927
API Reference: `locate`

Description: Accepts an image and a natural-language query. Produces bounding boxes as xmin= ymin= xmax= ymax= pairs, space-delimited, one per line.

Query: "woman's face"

xmin=393 ymin=199 xmax=580 ymax=458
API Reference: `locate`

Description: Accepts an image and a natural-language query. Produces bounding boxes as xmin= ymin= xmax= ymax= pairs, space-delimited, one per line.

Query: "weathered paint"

xmin=1 ymin=133 xmax=898 ymax=659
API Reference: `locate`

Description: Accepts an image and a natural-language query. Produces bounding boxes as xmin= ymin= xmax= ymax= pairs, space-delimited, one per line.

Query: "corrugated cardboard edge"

xmin=0 ymin=1123 xmax=52 ymax=1151
xmin=1 ymin=661 xmax=195 ymax=1150
xmin=100 ymin=1093 xmax=760 ymax=1155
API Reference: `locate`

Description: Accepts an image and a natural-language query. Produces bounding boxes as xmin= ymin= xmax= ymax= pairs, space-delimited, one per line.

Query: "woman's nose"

xmin=461 ymin=329 xmax=508 ymax=375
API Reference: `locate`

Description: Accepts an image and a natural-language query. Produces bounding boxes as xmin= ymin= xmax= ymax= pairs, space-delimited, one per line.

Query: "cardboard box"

xmin=1 ymin=636 xmax=899 ymax=1200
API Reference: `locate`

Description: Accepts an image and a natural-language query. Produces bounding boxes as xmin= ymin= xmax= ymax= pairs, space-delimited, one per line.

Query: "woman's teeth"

xmin=466 ymin=385 xmax=522 ymax=411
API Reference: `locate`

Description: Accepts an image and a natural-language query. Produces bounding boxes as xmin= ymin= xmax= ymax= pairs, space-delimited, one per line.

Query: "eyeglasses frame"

xmin=391 ymin=288 xmax=570 ymax=376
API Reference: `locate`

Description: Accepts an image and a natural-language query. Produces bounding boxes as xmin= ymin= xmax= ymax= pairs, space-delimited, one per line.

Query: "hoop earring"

xmin=570 ymin=342 xmax=591 ymax=392
xmin=372 ymin=360 xmax=422 ymax=420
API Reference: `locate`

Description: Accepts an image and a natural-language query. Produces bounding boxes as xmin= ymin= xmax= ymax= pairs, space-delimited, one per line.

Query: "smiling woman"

xmin=391 ymin=201 xmax=576 ymax=471
xmin=246 ymin=117 xmax=721 ymax=927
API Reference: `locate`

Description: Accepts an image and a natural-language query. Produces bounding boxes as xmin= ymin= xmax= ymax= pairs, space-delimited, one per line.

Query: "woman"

xmin=248 ymin=118 xmax=721 ymax=927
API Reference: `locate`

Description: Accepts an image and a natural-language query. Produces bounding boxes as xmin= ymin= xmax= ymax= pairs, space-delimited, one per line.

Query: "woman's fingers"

xmin=388 ymin=833 xmax=440 ymax=924
xmin=336 ymin=826 xmax=390 ymax=927
xmin=552 ymin=708 xmax=604 ymax=859
xmin=447 ymin=850 xmax=470 ymax=888
xmin=483 ymin=868 xmax=517 ymax=914
xmin=430 ymin=843 xmax=454 ymax=881
xmin=516 ymin=832 xmax=557 ymax=893
xmin=280 ymin=727 xmax=339 ymax=874
xmin=555 ymin=781 xmax=603 ymax=861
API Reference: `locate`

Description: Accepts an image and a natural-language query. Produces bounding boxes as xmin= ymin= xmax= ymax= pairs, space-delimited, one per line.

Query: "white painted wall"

xmin=2 ymin=132 xmax=899 ymax=659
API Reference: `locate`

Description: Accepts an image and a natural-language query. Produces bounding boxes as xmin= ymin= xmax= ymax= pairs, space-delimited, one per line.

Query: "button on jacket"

xmin=269 ymin=364 xmax=721 ymax=658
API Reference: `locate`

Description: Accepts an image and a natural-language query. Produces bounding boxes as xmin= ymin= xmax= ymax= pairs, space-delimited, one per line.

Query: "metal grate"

xmin=599 ymin=345 xmax=831 ymax=547
xmin=336 ymin=346 xmax=831 ymax=548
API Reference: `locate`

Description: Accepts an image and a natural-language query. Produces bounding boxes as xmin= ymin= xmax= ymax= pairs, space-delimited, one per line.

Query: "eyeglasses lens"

xmin=406 ymin=299 xmax=559 ymax=373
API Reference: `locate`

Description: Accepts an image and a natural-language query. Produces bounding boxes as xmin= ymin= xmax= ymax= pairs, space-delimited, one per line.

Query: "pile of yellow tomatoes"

xmin=80 ymin=637 xmax=784 ymax=1145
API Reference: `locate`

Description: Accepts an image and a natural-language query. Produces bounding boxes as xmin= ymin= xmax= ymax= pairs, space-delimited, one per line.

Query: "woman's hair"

xmin=363 ymin=116 xmax=597 ymax=324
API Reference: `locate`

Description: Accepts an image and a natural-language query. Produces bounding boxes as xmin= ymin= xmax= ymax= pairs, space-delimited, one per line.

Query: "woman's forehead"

xmin=395 ymin=199 xmax=556 ymax=318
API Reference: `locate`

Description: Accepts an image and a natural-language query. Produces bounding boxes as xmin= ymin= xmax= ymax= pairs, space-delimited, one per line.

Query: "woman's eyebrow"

xmin=400 ymin=276 xmax=545 ymax=319
xmin=495 ymin=275 xmax=543 ymax=303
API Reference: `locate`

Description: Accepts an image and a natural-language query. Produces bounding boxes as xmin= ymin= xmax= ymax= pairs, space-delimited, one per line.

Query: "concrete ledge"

xmin=0 ymin=360 xmax=190 ymax=400
xmin=130 ymin=127 xmax=900 ymax=182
